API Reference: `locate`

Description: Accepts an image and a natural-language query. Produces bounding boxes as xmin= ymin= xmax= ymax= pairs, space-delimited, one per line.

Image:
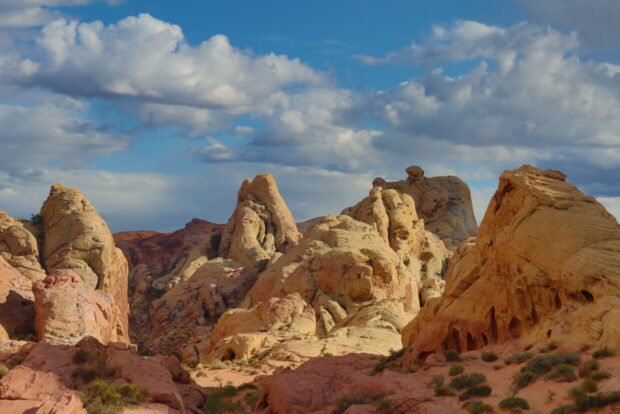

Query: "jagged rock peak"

xmin=373 ymin=165 xmax=477 ymax=249
xmin=219 ymin=173 xmax=301 ymax=269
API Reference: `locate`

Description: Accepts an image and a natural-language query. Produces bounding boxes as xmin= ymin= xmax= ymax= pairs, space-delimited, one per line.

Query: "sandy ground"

xmin=413 ymin=351 xmax=620 ymax=413
xmin=191 ymin=367 xmax=260 ymax=388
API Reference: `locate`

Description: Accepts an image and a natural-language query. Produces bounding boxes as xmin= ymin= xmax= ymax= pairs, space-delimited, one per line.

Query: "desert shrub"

xmin=574 ymin=390 xmax=620 ymax=411
xmin=481 ymin=352 xmax=498 ymax=362
xmin=204 ymin=385 xmax=240 ymax=414
xmin=332 ymin=393 xmax=384 ymax=414
xmin=504 ymin=353 xmax=533 ymax=365
xmin=539 ymin=346 xmax=550 ymax=353
xmin=0 ymin=364 xmax=8 ymax=379
xmin=444 ymin=349 xmax=461 ymax=362
xmin=459 ymin=385 xmax=492 ymax=401
xmin=81 ymin=379 xmax=148 ymax=414
xmin=238 ymin=383 xmax=257 ymax=391
xmin=550 ymin=405 xmax=577 ymax=414
xmin=590 ymin=370 xmax=612 ymax=381
xmin=524 ymin=354 xmax=581 ymax=376
xmin=435 ymin=383 xmax=456 ymax=396
xmin=499 ymin=397 xmax=530 ymax=411
xmin=545 ymin=364 xmax=577 ymax=382
xmin=243 ymin=391 xmax=261 ymax=409
xmin=578 ymin=359 xmax=600 ymax=377
xmin=449 ymin=364 xmax=465 ymax=376
xmin=592 ymin=348 xmax=614 ymax=359
xmin=512 ymin=370 xmax=538 ymax=389
xmin=30 ymin=213 xmax=42 ymax=224
xmin=580 ymin=378 xmax=598 ymax=393
xmin=450 ymin=373 xmax=487 ymax=390
xmin=466 ymin=401 xmax=494 ymax=414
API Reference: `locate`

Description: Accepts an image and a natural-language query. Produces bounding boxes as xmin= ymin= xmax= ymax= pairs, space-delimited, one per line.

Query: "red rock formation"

xmin=33 ymin=269 xmax=127 ymax=345
xmin=255 ymin=353 xmax=457 ymax=413
xmin=0 ymin=337 xmax=205 ymax=413
xmin=402 ymin=166 xmax=620 ymax=364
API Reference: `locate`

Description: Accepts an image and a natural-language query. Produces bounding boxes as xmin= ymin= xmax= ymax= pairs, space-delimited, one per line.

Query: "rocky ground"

xmin=0 ymin=164 xmax=619 ymax=413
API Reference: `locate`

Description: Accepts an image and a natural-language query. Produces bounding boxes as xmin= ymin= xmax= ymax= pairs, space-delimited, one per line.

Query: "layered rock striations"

xmin=342 ymin=186 xmax=450 ymax=303
xmin=40 ymin=184 xmax=129 ymax=341
xmin=208 ymin=215 xmax=421 ymax=365
xmin=374 ymin=165 xmax=477 ymax=249
xmin=219 ymin=174 xmax=302 ymax=269
xmin=0 ymin=211 xmax=45 ymax=282
xmin=138 ymin=258 xmax=258 ymax=362
xmin=402 ymin=166 xmax=620 ymax=364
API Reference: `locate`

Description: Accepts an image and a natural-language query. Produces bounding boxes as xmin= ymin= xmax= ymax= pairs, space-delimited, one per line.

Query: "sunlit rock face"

xmin=402 ymin=165 xmax=620 ymax=365
xmin=373 ymin=165 xmax=478 ymax=250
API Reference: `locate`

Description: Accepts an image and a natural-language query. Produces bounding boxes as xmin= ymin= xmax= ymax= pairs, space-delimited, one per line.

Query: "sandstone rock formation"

xmin=115 ymin=219 xmax=223 ymax=296
xmin=0 ymin=256 xmax=35 ymax=341
xmin=41 ymin=184 xmax=129 ymax=340
xmin=137 ymin=258 xmax=258 ymax=362
xmin=402 ymin=166 xmax=620 ymax=364
xmin=219 ymin=174 xmax=301 ymax=269
xmin=33 ymin=269 xmax=126 ymax=345
xmin=255 ymin=353 xmax=457 ymax=414
xmin=0 ymin=211 xmax=46 ymax=281
xmin=208 ymin=215 xmax=419 ymax=365
xmin=342 ymin=186 xmax=449 ymax=301
xmin=0 ymin=337 xmax=205 ymax=413
xmin=373 ymin=165 xmax=477 ymax=249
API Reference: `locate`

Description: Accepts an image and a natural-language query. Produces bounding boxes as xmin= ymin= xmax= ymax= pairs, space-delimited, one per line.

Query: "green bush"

xmin=590 ymin=370 xmax=612 ymax=381
xmin=550 ymin=405 xmax=577 ymax=414
xmin=504 ymin=353 xmax=533 ymax=365
xmin=243 ymin=391 xmax=261 ymax=409
xmin=481 ymin=352 xmax=498 ymax=362
xmin=449 ymin=373 xmax=487 ymax=390
xmin=578 ymin=359 xmax=599 ymax=377
xmin=449 ymin=364 xmax=465 ymax=376
xmin=524 ymin=354 xmax=581 ymax=376
xmin=466 ymin=401 xmax=494 ymax=414
xmin=0 ymin=364 xmax=9 ymax=379
xmin=81 ymin=379 xmax=148 ymax=414
xmin=545 ymin=364 xmax=577 ymax=382
xmin=512 ymin=370 xmax=538 ymax=389
xmin=30 ymin=213 xmax=42 ymax=225
xmin=444 ymin=349 xmax=461 ymax=362
xmin=580 ymin=378 xmax=598 ymax=393
xmin=499 ymin=397 xmax=530 ymax=411
xmin=459 ymin=385 xmax=492 ymax=401
xmin=574 ymin=390 xmax=620 ymax=411
xmin=592 ymin=348 xmax=614 ymax=359
xmin=332 ymin=393 xmax=385 ymax=414
xmin=204 ymin=385 xmax=241 ymax=414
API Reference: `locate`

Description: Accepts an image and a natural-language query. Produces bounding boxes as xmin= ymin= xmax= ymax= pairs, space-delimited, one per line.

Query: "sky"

xmin=0 ymin=0 xmax=619 ymax=232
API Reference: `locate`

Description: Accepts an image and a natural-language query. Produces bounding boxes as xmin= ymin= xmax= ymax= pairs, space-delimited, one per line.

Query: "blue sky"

xmin=0 ymin=0 xmax=619 ymax=232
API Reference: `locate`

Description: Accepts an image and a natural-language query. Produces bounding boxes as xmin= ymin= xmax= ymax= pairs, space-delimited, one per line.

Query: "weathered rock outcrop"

xmin=137 ymin=258 xmax=258 ymax=362
xmin=219 ymin=174 xmax=301 ymax=269
xmin=41 ymin=184 xmax=129 ymax=340
xmin=115 ymin=219 xmax=223 ymax=296
xmin=374 ymin=166 xmax=477 ymax=249
xmin=208 ymin=215 xmax=419 ymax=365
xmin=0 ymin=338 xmax=205 ymax=413
xmin=0 ymin=256 xmax=35 ymax=341
xmin=255 ymin=353 xmax=457 ymax=414
xmin=33 ymin=269 xmax=126 ymax=345
xmin=342 ymin=186 xmax=449 ymax=302
xmin=0 ymin=211 xmax=45 ymax=281
xmin=402 ymin=166 xmax=620 ymax=364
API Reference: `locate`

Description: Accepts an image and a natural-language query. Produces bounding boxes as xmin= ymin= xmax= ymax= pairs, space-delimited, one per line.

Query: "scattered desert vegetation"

xmin=81 ymin=379 xmax=148 ymax=414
